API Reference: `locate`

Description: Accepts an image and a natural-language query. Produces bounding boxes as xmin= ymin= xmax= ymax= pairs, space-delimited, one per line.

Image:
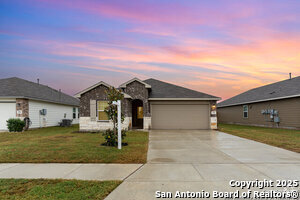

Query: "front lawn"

xmin=0 ymin=179 xmax=121 ymax=200
xmin=218 ymin=123 xmax=300 ymax=153
xmin=0 ymin=125 xmax=148 ymax=163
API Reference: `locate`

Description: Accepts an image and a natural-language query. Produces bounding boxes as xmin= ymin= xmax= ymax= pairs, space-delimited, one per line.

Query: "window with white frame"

xmin=243 ymin=105 xmax=248 ymax=118
xmin=97 ymin=101 xmax=109 ymax=121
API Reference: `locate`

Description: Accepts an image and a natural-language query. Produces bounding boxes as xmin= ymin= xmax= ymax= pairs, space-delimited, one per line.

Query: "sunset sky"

xmin=0 ymin=0 xmax=299 ymax=100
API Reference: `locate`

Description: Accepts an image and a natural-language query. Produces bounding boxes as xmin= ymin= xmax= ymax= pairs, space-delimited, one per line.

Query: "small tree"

xmin=103 ymin=87 xmax=126 ymax=146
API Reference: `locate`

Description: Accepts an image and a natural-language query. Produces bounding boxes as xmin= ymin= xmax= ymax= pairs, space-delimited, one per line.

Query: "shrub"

xmin=102 ymin=129 xmax=126 ymax=146
xmin=6 ymin=118 xmax=25 ymax=132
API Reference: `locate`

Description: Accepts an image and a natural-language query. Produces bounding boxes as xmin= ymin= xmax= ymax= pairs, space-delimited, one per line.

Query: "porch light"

xmin=211 ymin=105 xmax=216 ymax=110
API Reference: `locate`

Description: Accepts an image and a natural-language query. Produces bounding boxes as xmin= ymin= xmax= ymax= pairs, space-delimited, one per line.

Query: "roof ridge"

xmin=218 ymin=76 xmax=300 ymax=107
xmin=9 ymin=77 xmax=58 ymax=92
xmin=246 ymin=76 xmax=300 ymax=92
xmin=144 ymin=78 xmax=219 ymax=99
xmin=145 ymin=78 xmax=217 ymax=96
xmin=0 ymin=77 xmax=79 ymax=106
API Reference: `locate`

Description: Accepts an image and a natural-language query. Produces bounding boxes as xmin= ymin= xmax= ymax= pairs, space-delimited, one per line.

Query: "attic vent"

xmin=269 ymin=91 xmax=275 ymax=94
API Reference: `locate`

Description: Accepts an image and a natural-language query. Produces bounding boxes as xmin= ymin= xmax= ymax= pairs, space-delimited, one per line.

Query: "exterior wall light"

xmin=211 ymin=105 xmax=216 ymax=110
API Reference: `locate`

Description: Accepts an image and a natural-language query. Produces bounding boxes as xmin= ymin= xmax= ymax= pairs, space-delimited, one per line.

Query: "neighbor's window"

xmin=97 ymin=101 xmax=109 ymax=121
xmin=73 ymin=107 xmax=76 ymax=119
xmin=243 ymin=105 xmax=248 ymax=118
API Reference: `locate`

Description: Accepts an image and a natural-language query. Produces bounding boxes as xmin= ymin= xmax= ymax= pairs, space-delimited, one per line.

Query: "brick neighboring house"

xmin=218 ymin=76 xmax=300 ymax=129
xmin=75 ymin=78 xmax=220 ymax=131
xmin=0 ymin=77 xmax=79 ymax=131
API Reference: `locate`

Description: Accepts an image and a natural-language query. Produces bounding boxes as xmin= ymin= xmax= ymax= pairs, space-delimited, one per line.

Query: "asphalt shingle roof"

xmin=218 ymin=76 xmax=300 ymax=107
xmin=0 ymin=77 xmax=79 ymax=106
xmin=143 ymin=78 xmax=220 ymax=99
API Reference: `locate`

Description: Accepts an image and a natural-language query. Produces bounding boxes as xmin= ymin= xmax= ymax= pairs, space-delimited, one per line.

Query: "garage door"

xmin=0 ymin=102 xmax=16 ymax=130
xmin=151 ymin=104 xmax=209 ymax=129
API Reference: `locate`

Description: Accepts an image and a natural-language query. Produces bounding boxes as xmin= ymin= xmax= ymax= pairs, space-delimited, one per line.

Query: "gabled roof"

xmin=74 ymin=81 xmax=112 ymax=98
xmin=75 ymin=81 xmax=132 ymax=99
xmin=0 ymin=77 xmax=79 ymax=106
xmin=119 ymin=77 xmax=151 ymax=88
xmin=218 ymin=76 xmax=300 ymax=108
xmin=143 ymin=78 xmax=220 ymax=100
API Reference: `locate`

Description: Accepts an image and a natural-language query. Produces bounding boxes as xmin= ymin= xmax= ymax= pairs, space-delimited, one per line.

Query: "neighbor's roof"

xmin=144 ymin=78 xmax=220 ymax=100
xmin=0 ymin=77 xmax=79 ymax=106
xmin=218 ymin=76 xmax=300 ymax=108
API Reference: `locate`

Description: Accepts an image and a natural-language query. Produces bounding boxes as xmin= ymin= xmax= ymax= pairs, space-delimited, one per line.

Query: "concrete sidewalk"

xmin=0 ymin=163 xmax=142 ymax=181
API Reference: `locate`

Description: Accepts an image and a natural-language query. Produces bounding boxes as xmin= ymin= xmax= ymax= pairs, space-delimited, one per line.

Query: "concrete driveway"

xmin=106 ymin=130 xmax=300 ymax=199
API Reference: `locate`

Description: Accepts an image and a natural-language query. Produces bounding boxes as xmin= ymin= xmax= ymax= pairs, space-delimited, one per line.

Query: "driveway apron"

xmin=106 ymin=130 xmax=300 ymax=199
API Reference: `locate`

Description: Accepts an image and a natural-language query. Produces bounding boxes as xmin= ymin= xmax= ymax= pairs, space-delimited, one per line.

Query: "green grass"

xmin=0 ymin=179 xmax=121 ymax=200
xmin=0 ymin=125 xmax=148 ymax=163
xmin=218 ymin=123 xmax=300 ymax=153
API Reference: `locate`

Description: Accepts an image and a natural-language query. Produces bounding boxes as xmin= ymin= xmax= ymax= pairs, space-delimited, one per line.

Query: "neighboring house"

xmin=0 ymin=77 xmax=80 ymax=131
xmin=75 ymin=78 xmax=220 ymax=131
xmin=218 ymin=76 xmax=300 ymax=129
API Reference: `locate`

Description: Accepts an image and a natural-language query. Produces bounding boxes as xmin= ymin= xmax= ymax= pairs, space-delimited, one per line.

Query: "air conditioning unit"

xmin=40 ymin=109 xmax=47 ymax=115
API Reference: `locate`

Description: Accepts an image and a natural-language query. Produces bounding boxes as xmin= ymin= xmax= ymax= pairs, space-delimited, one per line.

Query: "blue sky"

xmin=1 ymin=0 xmax=300 ymax=99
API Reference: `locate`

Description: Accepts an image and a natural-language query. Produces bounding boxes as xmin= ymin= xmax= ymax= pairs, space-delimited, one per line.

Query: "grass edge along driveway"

xmin=0 ymin=125 xmax=148 ymax=163
xmin=0 ymin=178 xmax=121 ymax=200
xmin=218 ymin=123 xmax=300 ymax=153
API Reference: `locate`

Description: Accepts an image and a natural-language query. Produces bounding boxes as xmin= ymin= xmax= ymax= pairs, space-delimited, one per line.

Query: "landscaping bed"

xmin=0 ymin=179 xmax=121 ymax=200
xmin=0 ymin=125 xmax=148 ymax=163
xmin=218 ymin=123 xmax=300 ymax=153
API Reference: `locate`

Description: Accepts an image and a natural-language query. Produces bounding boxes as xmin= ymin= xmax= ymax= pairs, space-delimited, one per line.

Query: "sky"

xmin=0 ymin=0 xmax=299 ymax=100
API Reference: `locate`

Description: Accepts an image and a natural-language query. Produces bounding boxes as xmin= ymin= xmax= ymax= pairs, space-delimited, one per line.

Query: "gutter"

xmin=149 ymin=97 xmax=221 ymax=101
xmin=0 ymin=96 xmax=79 ymax=107
xmin=217 ymin=94 xmax=300 ymax=108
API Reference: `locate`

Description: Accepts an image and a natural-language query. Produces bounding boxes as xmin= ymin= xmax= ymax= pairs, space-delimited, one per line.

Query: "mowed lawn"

xmin=218 ymin=123 xmax=300 ymax=153
xmin=0 ymin=179 xmax=121 ymax=200
xmin=0 ymin=125 xmax=148 ymax=163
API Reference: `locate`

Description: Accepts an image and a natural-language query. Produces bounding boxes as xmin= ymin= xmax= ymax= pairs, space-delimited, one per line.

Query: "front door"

xmin=132 ymin=99 xmax=143 ymax=129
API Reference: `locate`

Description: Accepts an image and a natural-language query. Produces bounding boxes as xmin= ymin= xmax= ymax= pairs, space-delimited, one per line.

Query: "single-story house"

xmin=0 ymin=77 xmax=80 ymax=131
xmin=217 ymin=76 xmax=300 ymax=129
xmin=75 ymin=78 xmax=220 ymax=131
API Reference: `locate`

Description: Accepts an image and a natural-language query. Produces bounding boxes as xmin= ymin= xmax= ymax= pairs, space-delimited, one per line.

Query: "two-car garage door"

xmin=151 ymin=104 xmax=209 ymax=129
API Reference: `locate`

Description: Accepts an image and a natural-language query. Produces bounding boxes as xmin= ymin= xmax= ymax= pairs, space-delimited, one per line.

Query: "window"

xmin=137 ymin=106 xmax=143 ymax=119
xmin=73 ymin=107 xmax=76 ymax=119
xmin=97 ymin=101 xmax=109 ymax=121
xmin=243 ymin=105 xmax=248 ymax=118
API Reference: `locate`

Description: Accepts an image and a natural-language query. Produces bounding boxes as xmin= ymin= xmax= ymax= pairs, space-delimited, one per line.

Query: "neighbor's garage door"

xmin=151 ymin=104 xmax=209 ymax=129
xmin=0 ymin=102 xmax=16 ymax=130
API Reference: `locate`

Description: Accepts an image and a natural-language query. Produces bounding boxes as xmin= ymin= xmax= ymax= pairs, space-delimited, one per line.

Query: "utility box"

xmin=39 ymin=109 xmax=47 ymax=115
xmin=274 ymin=116 xmax=280 ymax=123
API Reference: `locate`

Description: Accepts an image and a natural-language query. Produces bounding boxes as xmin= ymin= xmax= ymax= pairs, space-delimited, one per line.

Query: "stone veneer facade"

xmin=16 ymin=98 xmax=29 ymax=118
xmin=79 ymin=85 xmax=131 ymax=118
xmin=79 ymin=81 xmax=150 ymax=131
xmin=122 ymin=81 xmax=151 ymax=130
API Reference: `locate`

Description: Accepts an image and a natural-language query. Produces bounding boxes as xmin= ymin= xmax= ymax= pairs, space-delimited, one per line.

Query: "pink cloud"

xmin=34 ymin=0 xmax=257 ymax=26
